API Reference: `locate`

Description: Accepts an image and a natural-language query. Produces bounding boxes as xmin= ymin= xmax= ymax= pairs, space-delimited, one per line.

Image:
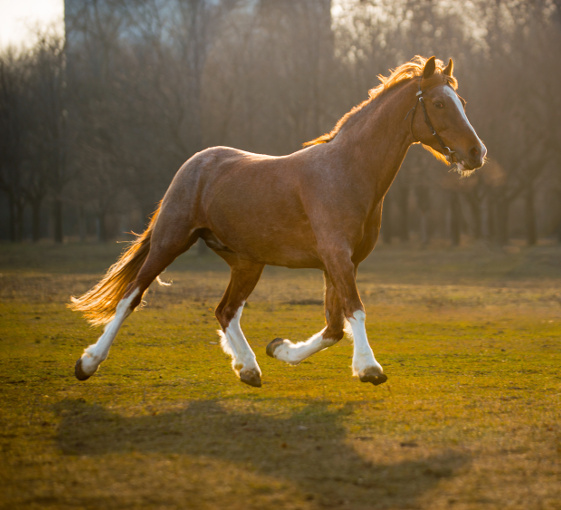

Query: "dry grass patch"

xmin=0 ymin=243 xmax=560 ymax=509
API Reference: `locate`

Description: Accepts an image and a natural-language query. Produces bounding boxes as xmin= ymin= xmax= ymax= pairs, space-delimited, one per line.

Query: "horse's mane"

xmin=304 ymin=55 xmax=459 ymax=147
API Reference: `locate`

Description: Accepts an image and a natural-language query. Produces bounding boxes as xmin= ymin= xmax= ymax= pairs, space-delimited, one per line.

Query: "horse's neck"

xmin=337 ymin=81 xmax=416 ymax=198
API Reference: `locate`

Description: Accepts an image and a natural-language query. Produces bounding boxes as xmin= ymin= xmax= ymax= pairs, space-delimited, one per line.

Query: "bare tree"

xmin=26 ymin=33 xmax=69 ymax=242
xmin=0 ymin=50 xmax=28 ymax=241
xmin=3 ymin=0 xmax=560 ymax=246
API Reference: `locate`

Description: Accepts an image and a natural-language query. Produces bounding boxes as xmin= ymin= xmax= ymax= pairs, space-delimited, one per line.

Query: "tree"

xmin=3 ymin=0 xmax=560 ymax=245
xmin=26 ymin=33 xmax=69 ymax=243
xmin=0 ymin=51 xmax=28 ymax=241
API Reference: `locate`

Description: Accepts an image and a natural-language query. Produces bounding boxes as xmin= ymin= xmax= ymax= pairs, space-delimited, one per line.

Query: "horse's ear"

xmin=423 ymin=56 xmax=436 ymax=79
xmin=443 ymin=58 xmax=454 ymax=76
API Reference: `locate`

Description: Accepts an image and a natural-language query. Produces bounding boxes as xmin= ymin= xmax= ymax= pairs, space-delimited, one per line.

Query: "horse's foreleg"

xmin=216 ymin=261 xmax=264 ymax=387
xmin=75 ymin=288 xmax=140 ymax=380
xmin=266 ymin=272 xmax=345 ymax=364
xmin=218 ymin=305 xmax=262 ymax=387
xmin=324 ymin=254 xmax=387 ymax=386
xmin=347 ymin=309 xmax=386 ymax=385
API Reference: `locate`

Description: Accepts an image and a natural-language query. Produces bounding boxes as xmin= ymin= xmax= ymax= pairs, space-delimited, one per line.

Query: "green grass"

xmin=0 ymin=242 xmax=560 ymax=509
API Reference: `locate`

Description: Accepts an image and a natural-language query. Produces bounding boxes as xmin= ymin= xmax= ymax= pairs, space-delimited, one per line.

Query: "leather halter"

xmin=406 ymin=82 xmax=455 ymax=159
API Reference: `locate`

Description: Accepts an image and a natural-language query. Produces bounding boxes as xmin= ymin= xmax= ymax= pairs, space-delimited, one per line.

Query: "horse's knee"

xmin=215 ymin=304 xmax=239 ymax=330
xmin=215 ymin=307 xmax=229 ymax=330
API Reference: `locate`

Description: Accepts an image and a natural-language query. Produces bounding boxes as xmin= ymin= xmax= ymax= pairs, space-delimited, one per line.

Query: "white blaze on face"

xmin=443 ymin=86 xmax=477 ymax=138
xmin=443 ymin=86 xmax=485 ymax=172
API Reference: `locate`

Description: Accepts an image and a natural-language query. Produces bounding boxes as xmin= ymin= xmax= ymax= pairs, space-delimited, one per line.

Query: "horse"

xmin=70 ymin=56 xmax=486 ymax=388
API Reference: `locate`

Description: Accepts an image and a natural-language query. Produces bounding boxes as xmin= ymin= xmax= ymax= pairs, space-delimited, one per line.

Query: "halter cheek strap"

xmin=406 ymin=85 xmax=455 ymax=159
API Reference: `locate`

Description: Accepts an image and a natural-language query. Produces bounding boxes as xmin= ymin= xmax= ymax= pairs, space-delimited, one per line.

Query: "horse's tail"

xmin=69 ymin=205 xmax=161 ymax=326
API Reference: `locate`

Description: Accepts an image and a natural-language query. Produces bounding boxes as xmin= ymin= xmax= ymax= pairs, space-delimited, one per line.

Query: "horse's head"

xmin=412 ymin=56 xmax=486 ymax=175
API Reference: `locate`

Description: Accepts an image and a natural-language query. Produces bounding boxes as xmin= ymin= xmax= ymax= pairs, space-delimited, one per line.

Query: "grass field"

xmin=1 ymin=241 xmax=560 ymax=509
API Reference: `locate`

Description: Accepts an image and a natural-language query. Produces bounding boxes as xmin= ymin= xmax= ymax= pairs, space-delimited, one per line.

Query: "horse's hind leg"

xmin=266 ymin=272 xmax=345 ymax=364
xmin=215 ymin=259 xmax=264 ymax=387
xmin=76 ymin=232 xmax=197 ymax=380
xmin=75 ymin=286 xmax=142 ymax=380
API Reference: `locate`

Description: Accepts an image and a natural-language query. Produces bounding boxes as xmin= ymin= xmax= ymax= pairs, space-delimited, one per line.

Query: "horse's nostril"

xmin=469 ymin=144 xmax=486 ymax=166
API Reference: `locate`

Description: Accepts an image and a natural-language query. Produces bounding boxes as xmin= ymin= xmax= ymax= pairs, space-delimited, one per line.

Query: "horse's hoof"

xmin=75 ymin=358 xmax=92 ymax=381
xmin=359 ymin=367 xmax=388 ymax=386
xmin=266 ymin=337 xmax=286 ymax=358
xmin=240 ymin=369 xmax=262 ymax=388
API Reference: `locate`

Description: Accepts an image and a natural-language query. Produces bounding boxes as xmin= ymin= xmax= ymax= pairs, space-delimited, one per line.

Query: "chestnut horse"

xmin=71 ymin=56 xmax=486 ymax=388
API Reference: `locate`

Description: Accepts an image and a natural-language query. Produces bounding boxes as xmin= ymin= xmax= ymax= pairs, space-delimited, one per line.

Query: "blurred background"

xmin=1 ymin=0 xmax=560 ymax=247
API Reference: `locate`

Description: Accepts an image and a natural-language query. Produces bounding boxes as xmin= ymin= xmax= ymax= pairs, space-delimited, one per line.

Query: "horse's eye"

xmin=434 ymin=101 xmax=445 ymax=109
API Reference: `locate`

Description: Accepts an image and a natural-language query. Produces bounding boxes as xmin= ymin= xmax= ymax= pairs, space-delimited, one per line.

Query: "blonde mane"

xmin=304 ymin=56 xmax=458 ymax=147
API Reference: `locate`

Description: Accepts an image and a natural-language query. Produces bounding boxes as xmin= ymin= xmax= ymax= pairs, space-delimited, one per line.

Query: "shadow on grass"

xmin=54 ymin=398 xmax=469 ymax=509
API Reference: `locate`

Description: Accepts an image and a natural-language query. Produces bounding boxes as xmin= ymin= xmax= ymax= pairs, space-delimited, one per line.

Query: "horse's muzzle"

xmin=452 ymin=142 xmax=487 ymax=171
xmin=468 ymin=143 xmax=487 ymax=169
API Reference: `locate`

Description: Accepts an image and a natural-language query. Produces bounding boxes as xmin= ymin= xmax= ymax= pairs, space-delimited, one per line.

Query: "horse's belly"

xmin=206 ymin=221 xmax=321 ymax=269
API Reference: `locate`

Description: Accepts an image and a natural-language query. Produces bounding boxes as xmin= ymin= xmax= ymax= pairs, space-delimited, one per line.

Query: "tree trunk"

xmin=97 ymin=211 xmax=108 ymax=243
xmin=466 ymin=194 xmax=482 ymax=240
xmin=31 ymin=199 xmax=42 ymax=242
xmin=414 ymin=185 xmax=431 ymax=247
xmin=495 ymin=193 xmax=509 ymax=247
xmin=52 ymin=197 xmax=63 ymax=243
xmin=419 ymin=211 xmax=430 ymax=247
xmin=449 ymin=192 xmax=461 ymax=246
xmin=397 ymin=185 xmax=409 ymax=243
xmin=78 ymin=205 xmax=87 ymax=242
xmin=483 ymin=193 xmax=495 ymax=242
xmin=8 ymin=195 xmax=17 ymax=242
xmin=524 ymin=187 xmax=537 ymax=246
xmin=8 ymin=194 xmax=25 ymax=242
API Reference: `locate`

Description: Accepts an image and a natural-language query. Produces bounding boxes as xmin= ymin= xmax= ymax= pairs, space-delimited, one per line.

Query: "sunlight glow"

xmin=0 ymin=0 xmax=64 ymax=49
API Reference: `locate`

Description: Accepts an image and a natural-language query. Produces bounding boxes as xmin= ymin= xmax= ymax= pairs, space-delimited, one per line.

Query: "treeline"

xmin=1 ymin=0 xmax=560 ymax=246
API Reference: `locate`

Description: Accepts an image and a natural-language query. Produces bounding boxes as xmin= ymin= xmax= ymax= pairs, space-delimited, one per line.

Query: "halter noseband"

xmin=406 ymin=82 xmax=455 ymax=159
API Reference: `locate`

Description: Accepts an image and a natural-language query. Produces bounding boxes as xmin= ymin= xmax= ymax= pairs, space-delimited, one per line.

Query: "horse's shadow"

xmin=53 ymin=398 xmax=468 ymax=508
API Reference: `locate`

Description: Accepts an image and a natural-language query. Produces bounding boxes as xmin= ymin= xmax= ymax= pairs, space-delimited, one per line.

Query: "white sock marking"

xmin=218 ymin=304 xmax=260 ymax=376
xmin=80 ymin=289 xmax=139 ymax=375
xmin=347 ymin=310 xmax=383 ymax=376
xmin=272 ymin=328 xmax=338 ymax=365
